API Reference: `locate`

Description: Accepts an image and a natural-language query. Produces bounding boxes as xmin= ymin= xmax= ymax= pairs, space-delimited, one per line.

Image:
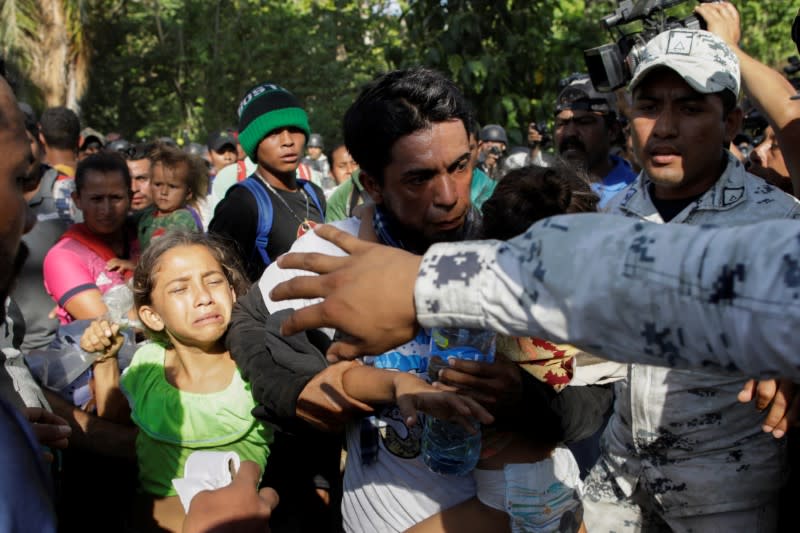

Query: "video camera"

xmin=736 ymin=103 xmax=767 ymax=159
xmin=584 ymin=0 xmax=720 ymax=93
xmin=527 ymin=121 xmax=552 ymax=149
xmin=784 ymin=56 xmax=800 ymax=101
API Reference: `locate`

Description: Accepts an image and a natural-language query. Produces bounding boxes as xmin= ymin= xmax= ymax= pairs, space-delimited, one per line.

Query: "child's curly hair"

xmin=132 ymin=231 xmax=249 ymax=346
xmin=481 ymin=162 xmax=599 ymax=241
xmin=149 ymin=142 xmax=209 ymax=208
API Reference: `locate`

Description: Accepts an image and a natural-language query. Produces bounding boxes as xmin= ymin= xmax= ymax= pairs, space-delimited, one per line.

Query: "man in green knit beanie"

xmin=210 ymin=83 xmax=335 ymax=533
xmin=209 ymin=83 xmax=326 ymax=282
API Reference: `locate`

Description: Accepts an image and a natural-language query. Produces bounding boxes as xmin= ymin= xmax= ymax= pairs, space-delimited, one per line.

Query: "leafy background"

xmin=1 ymin=0 xmax=796 ymax=148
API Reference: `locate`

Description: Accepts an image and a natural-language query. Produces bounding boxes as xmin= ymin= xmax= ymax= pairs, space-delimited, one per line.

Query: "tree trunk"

xmin=37 ymin=0 xmax=70 ymax=106
xmin=66 ymin=59 xmax=80 ymax=113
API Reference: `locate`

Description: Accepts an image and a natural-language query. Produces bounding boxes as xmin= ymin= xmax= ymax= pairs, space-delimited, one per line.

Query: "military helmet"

xmin=307 ymin=133 xmax=324 ymax=148
xmin=479 ymin=124 xmax=508 ymax=145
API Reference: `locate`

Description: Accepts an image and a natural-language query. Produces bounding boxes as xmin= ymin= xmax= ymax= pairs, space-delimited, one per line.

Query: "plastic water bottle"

xmin=421 ymin=328 xmax=496 ymax=476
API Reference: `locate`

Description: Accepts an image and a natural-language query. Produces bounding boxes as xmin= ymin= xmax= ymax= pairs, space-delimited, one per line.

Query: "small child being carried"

xmin=478 ymin=164 xmax=599 ymax=533
xmin=409 ymin=163 xmax=600 ymax=533
xmin=137 ymin=144 xmax=208 ymax=251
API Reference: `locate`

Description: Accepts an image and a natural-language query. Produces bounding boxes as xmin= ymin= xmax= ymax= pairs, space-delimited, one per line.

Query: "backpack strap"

xmin=27 ymin=167 xmax=59 ymax=215
xmin=236 ymin=177 xmax=323 ymax=268
xmin=39 ymin=167 xmax=59 ymax=200
xmin=298 ymin=179 xmax=324 ymax=218
xmin=185 ymin=205 xmax=204 ymax=230
xmin=60 ymin=223 xmax=118 ymax=263
xmin=236 ymin=160 xmax=247 ymax=182
xmin=347 ymin=183 xmax=370 ymax=217
xmin=348 ymin=186 xmax=359 ymax=217
xmin=237 ymin=176 xmax=274 ymax=267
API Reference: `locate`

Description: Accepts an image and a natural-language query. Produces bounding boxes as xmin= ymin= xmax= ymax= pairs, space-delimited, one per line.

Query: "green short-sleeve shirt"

xmin=137 ymin=207 xmax=200 ymax=251
xmin=121 ymin=343 xmax=272 ymax=496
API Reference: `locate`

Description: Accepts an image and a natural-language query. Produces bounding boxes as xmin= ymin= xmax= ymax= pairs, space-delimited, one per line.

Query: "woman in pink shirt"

xmin=44 ymin=152 xmax=139 ymax=324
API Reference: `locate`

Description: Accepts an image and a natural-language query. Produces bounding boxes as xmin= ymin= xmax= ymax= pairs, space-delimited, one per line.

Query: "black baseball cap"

xmin=555 ymin=74 xmax=616 ymax=115
xmin=207 ymin=130 xmax=237 ymax=152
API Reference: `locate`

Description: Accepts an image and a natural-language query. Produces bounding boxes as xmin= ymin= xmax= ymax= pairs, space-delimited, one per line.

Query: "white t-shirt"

xmin=258 ymin=219 xmax=475 ymax=533
xmin=208 ymin=157 xmax=257 ymax=218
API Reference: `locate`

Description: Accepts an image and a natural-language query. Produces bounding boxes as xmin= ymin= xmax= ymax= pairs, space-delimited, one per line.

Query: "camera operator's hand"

xmin=483 ymin=147 xmax=502 ymax=169
xmin=695 ymin=1 xmax=741 ymax=48
xmin=697 ymin=0 xmax=800 ymax=197
xmin=528 ymin=123 xmax=543 ymax=146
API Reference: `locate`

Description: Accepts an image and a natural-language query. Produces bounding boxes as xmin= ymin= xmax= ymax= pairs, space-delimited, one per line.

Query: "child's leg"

xmin=404 ymin=496 xmax=509 ymax=533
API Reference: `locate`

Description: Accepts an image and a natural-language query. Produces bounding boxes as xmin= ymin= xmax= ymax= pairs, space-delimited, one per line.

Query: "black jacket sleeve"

xmin=227 ymin=284 xmax=331 ymax=434
xmin=493 ymin=371 xmax=613 ymax=447
xmin=550 ymin=384 xmax=614 ymax=443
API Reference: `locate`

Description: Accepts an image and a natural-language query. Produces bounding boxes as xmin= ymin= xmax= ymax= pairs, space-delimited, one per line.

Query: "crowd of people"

xmin=2 ymin=2 xmax=800 ymax=532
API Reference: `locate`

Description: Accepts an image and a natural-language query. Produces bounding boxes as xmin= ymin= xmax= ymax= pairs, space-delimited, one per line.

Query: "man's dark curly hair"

xmin=343 ymin=67 xmax=472 ymax=183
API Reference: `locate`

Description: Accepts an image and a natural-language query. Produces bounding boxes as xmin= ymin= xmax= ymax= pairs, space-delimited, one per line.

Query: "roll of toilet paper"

xmin=172 ymin=450 xmax=242 ymax=513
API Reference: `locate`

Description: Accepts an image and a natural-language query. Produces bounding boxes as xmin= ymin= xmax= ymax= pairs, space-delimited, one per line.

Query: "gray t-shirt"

xmin=0 ymin=299 xmax=49 ymax=410
xmin=12 ymin=169 xmax=69 ymax=351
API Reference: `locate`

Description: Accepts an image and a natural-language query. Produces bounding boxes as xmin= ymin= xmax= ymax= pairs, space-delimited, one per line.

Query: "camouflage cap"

xmin=629 ymin=29 xmax=740 ymax=98
xmin=79 ymin=127 xmax=106 ymax=148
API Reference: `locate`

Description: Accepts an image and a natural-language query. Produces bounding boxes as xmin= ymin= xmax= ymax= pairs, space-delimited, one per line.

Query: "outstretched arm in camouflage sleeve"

xmin=273 ymin=215 xmax=800 ymax=379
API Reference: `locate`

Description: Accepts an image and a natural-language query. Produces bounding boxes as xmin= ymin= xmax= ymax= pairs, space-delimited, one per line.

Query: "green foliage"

xmin=737 ymin=2 xmax=796 ymax=70
xmin=81 ymin=0 xmax=400 ymax=145
xmin=400 ymin=0 xmax=615 ymax=145
xmin=2 ymin=0 xmax=90 ymax=108
xmin=5 ymin=0 xmax=797 ymax=147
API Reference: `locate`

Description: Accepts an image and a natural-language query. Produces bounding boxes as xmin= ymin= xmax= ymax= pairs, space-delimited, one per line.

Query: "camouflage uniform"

xmin=413 ymin=213 xmax=800 ymax=381
xmin=411 ymin=28 xmax=800 ymax=531
xmin=579 ymin=153 xmax=799 ymax=531
xmin=587 ymin=28 xmax=798 ymax=530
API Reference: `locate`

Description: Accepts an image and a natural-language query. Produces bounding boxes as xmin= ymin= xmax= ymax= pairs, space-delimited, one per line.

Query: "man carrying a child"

xmin=228 ymin=68 xmax=609 ymax=532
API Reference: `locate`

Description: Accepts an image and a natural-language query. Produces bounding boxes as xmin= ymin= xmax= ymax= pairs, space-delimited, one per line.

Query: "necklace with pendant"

xmin=255 ymin=170 xmax=318 ymax=237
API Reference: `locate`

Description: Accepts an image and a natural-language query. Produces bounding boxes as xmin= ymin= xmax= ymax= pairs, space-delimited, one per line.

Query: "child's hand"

xmin=106 ymin=258 xmax=136 ymax=273
xmin=80 ymin=319 xmax=124 ymax=362
xmin=393 ymin=373 xmax=494 ymax=432
xmin=434 ymin=353 xmax=523 ymax=412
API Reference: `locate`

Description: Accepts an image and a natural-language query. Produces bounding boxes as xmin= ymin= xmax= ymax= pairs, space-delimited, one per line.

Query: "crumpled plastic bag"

xmin=25 ymin=283 xmax=139 ymax=395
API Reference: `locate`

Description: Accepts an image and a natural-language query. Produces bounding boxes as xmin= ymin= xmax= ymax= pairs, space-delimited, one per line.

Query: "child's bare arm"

xmin=339 ymin=363 xmax=396 ymax=404
xmin=340 ymin=365 xmax=494 ymax=430
xmin=80 ymin=319 xmax=131 ymax=423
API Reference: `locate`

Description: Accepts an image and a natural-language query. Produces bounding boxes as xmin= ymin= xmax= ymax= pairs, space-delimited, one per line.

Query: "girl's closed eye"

xmin=133 ymin=232 xmax=249 ymax=350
